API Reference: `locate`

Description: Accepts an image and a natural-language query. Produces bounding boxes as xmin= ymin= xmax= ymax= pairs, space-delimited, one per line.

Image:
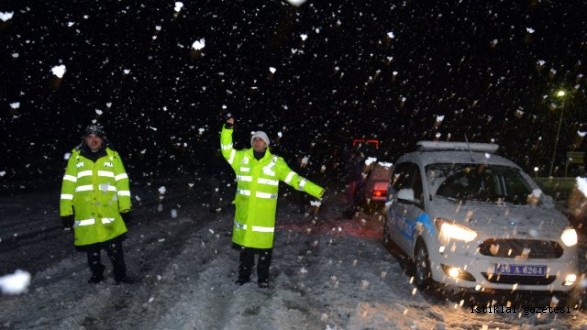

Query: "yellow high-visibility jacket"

xmin=60 ymin=147 xmax=131 ymax=246
xmin=221 ymin=125 xmax=324 ymax=249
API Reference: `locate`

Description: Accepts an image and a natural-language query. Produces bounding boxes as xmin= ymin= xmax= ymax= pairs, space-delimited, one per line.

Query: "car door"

xmin=387 ymin=162 xmax=425 ymax=253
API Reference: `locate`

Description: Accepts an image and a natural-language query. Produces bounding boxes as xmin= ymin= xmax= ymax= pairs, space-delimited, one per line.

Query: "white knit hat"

xmin=250 ymin=131 xmax=270 ymax=147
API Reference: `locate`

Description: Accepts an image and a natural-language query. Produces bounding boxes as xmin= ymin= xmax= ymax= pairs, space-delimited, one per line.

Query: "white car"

xmin=384 ymin=141 xmax=578 ymax=293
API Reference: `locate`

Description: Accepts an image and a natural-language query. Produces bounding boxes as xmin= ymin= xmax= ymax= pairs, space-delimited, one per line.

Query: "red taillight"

xmin=373 ymin=190 xmax=385 ymax=197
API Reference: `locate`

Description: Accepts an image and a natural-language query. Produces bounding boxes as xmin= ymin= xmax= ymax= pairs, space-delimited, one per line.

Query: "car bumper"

xmin=428 ymin=246 xmax=578 ymax=292
xmin=367 ymin=196 xmax=386 ymax=203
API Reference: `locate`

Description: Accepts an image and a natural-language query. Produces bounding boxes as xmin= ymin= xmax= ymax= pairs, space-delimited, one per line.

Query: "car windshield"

xmin=427 ymin=163 xmax=533 ymax=205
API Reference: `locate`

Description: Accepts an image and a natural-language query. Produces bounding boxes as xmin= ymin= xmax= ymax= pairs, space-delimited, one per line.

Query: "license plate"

xmin=494 ymin=264 xmax=546 ymax=276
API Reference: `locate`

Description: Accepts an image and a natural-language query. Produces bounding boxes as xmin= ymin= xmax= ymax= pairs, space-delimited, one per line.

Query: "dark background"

xmin=1 ymin=1 xmax=586 ymax=191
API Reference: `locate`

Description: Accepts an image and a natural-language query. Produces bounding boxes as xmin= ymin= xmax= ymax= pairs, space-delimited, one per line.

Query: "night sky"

xmin=1 ymin=1 xmax=586 ymax=188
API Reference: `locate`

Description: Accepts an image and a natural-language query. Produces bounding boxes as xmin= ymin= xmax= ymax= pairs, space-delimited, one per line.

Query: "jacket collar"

xmin=245 ymin=147 xmax=272 ymax=163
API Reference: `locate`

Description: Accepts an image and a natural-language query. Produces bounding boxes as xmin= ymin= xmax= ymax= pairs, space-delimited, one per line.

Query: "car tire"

xmin=414 ymin=240 xmax=433 ymax=290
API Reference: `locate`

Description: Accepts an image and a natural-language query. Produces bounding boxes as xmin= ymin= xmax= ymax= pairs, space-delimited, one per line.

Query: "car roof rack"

xmin=416 ymin=141 xmax=499 ymax=153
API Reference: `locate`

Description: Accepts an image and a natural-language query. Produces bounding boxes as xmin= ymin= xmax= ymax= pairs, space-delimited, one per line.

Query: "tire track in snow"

xmin=152 ymin=216 xmax=240 ymax=329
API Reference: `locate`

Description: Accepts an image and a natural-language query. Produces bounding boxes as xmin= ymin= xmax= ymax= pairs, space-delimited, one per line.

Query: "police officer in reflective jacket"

xmin=59 ymin=123 xmax=134 ymax=284
xmin=221 ymin=117 xmax=325 ymax=288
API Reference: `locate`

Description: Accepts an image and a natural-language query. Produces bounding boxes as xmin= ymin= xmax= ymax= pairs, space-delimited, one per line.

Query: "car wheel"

xmin=414 ymin=240 xmax=433 ymax=289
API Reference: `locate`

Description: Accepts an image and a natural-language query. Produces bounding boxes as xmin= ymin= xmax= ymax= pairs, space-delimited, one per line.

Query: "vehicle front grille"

xmin=481 ymin=273 xmax=556 ymax=285
xmin=477 ymin=239 xmax=563 ymax=259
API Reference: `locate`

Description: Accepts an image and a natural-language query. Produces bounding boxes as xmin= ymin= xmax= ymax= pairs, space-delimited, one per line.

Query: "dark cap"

xmin=84 ymin=123 xmax=106 ymax=138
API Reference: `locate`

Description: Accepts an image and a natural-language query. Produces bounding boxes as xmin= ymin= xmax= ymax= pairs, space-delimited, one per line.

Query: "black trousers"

xmin=86 ymin=239 xmax=127 ymax=281
xmin=238 ymin=247 xmax=273 ymax=284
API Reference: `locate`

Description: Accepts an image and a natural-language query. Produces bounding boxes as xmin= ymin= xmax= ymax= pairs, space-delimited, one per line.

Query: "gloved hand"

xmin=61 ymin=215 xmax=74 ymax=230
xmin=120 ymin=211 xmax=133 ymax=223
xmin=310 ymin=199 xmax=322 ymax=215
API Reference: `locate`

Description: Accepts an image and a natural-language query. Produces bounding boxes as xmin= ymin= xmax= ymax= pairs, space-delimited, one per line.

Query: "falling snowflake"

xmin=192 ymin=38 xmax=205 ymax=50
xmin=301 ymin=156 xmax=309 ymax=165
xmin=365 ymin=157 xmax=377 ymax=166
xmin=0 ymin=270 xmax=31 ymax=295
xmin=577 ymin=177 xmax=587 ymax=198
xmin=99 ymin=183 xmax=111 ymax=192
xmin=0 ymin=12 xmax=14 ymax=22
xmin=286 ymin=0 xmax=307 ymax=7
xmin=51 ymin=65 xmax=66 ymax=78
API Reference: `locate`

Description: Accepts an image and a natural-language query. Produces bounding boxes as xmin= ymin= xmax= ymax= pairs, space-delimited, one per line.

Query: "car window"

xmin=429 ymin=163 xmax=533 ymax=205
xmin=390 ymin=163 xmax=412 ymax=192
xmin=391 ymin=162 xmax=423 ymax=202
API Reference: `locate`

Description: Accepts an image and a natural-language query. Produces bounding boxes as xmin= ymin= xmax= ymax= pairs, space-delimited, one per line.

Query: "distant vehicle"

xmin=384 ymin=141 xmax=578 ymax=294
xmin=362 ymin=158 xmax=393 ymax=212
xmin=351 ymin=138 xmax=393 ymax=212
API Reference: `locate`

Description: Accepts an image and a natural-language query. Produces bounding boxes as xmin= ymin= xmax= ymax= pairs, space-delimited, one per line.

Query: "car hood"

xmin=429 ymin=198 xmax=571 ymax=241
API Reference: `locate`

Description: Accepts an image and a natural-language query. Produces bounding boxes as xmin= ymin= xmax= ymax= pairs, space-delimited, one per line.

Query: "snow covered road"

xmin=2 ymin=182 xmax=587 ymax=329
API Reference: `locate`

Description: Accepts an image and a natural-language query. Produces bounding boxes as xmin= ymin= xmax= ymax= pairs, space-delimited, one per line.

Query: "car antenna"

xmin=464 ymin=134 xmax=475 ymax=162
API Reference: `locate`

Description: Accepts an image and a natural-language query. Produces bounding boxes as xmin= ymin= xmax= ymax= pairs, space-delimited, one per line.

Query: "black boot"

xmin=257 ymin=249 xmax=272 ymax=288
xmin=106 ymin=239 xmax=133 ymax=284
xmin=115 ymin=276 xmax=135 ymax=284
xmin=88 ymin=270 xmax=104 ymax=284
xmin=236 ymin=248 xmax=254 ymax=285
xmin=87 ymin=250 xmax=105 ymax=284
xmin=235 ymin=278 xmax=250 ymax=285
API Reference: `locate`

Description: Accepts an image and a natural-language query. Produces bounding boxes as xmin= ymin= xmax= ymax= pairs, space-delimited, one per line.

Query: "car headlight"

xmin=435 ymin=218 xmax=478 ymax=242
xmin=561 ymin=228 xmax=578 ymax=247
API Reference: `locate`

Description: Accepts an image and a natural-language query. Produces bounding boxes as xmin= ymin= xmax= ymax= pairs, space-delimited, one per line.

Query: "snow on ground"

xmin=2 ymin=180 xmax=587 ymax=329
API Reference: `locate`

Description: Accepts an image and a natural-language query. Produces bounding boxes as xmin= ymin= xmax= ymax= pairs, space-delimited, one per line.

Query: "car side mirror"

xmin=397 ymin=188 xmax=416 ymax=202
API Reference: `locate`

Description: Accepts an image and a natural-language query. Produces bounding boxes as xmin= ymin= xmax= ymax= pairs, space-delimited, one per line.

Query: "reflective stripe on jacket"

xmin=221 ymin=125 xmax=324 ymax=249
xmin=60 ymin=147 xmax=131 ymax=246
